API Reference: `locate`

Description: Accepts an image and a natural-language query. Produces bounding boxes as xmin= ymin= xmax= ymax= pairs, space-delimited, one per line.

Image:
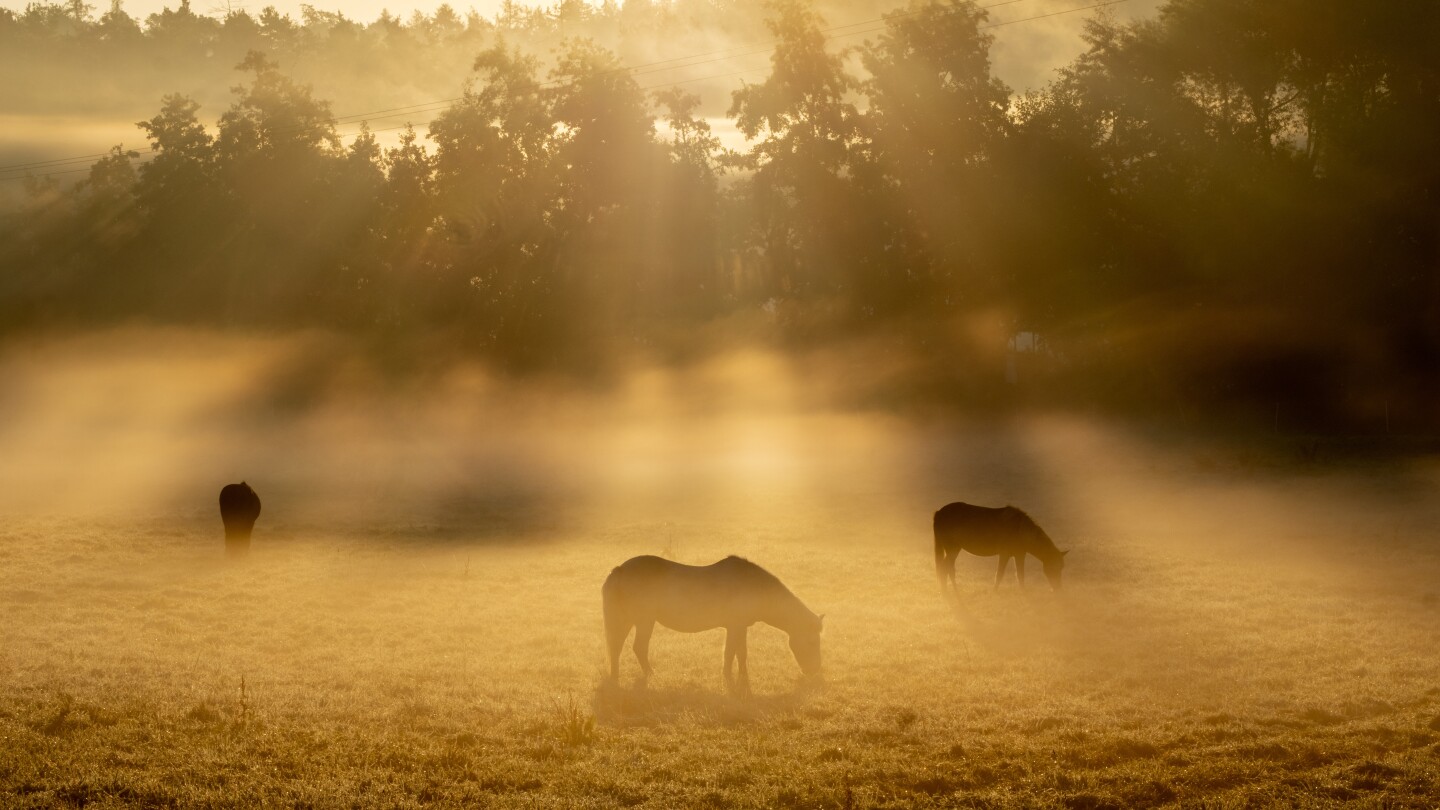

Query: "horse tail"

xmin=602 ymin=567 xmax=628 ymax=679
xmin=933 ymin=510 xmax=951 ymax=590
xmin=602 ymin=567 xmax=620 ymax=626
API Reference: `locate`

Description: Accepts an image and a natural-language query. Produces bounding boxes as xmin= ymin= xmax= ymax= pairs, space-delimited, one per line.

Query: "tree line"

xmin=2 ymin=0 xmax=1437 ymax=426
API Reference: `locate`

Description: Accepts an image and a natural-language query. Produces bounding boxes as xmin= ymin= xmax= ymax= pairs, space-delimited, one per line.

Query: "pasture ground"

xmin=5 ymin=441 xmax=1440 ymax=808
xmin=2 ymin=339 xmax=1439 ymax=808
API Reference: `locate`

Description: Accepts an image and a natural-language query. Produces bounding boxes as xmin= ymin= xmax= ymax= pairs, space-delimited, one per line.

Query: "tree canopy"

xmin=1 ymin=0 xmax=1436 ymax=427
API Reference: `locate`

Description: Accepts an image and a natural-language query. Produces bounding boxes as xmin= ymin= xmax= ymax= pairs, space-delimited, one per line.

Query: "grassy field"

xmin=2 ymin=336 xmax=1440 ymax=808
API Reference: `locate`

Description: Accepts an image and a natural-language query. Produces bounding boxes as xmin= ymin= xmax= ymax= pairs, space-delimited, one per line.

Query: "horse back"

xmin=219 ymin=482 xmax=261 ymax=522
xmin=934 ymin=502 xmax=1037 ymax=557
xmin=603 ymin=555 xmax=784 ymax=632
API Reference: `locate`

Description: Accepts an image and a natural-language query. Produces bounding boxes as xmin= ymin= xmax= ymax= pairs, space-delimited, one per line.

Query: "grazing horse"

xmin=219 ymin=481 xmax=262 ymax=558
xmin=934 ymin=502 xmax=1068 ymax=594
xmin=603 ymin=555 xmax=823 ymax=693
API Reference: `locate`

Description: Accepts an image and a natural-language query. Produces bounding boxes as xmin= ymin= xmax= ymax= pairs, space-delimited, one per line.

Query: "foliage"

xmin=1 ymin=0 xmax=1437 ymax=422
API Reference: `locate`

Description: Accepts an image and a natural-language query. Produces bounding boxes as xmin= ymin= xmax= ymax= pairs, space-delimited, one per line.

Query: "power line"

xmin=2 ymin=153 xmax=159 ymax=182
xmin=0 ymin=149 xmax=129 ymax=172
xmin=2 ymin=0 xmax=1130 ymax=183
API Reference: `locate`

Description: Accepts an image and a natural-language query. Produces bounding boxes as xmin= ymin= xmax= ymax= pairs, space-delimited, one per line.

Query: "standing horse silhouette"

xmin=934 ymin=502 xmax=1068 ymax=594
xmin=603 ymin=555 xmax=823 ymax=693
xmin=219 ymin=481 xmax=262 ymax=558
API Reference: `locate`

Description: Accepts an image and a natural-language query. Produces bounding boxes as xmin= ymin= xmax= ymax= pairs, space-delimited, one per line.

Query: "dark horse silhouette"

xmin=603 ymin=555 xmax=823 ymax=693
xmin=934 ymin=502 xmax=1068 ymax=594
xmin=219 ymin=481 xmax=261 ymax=558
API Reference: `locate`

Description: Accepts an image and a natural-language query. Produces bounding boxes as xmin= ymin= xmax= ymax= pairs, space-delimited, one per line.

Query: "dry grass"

xmin=2 ymin=338 xmax=1439 ymax=807
xmin=4 ymin=446 xmax=1440 ymax=808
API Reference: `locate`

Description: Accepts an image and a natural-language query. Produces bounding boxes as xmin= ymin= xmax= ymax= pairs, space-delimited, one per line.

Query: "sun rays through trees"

xmin=1 ymin=0 xmax=1437 ymax=424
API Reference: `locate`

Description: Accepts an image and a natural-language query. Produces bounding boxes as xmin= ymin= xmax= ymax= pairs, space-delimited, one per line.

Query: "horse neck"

xmin=1027 ymin=529 xmax=1061 ymax=561
xmin=761 ymin=588 xmax=815 ymax=635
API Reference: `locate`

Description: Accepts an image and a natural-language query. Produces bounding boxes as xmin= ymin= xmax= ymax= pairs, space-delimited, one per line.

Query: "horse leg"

xmin=1015 ymin=554 xmax=1026 ymax=588
xmin=735 ymin=627 xmax=749 ymax=695
xmin=633 ymin=620 xmax=655 ymax=682
xmin=724 ymin=627 xmax=738 ymax=691
xmin=995 ymin=555 xmax=1010 ymax=588
xmin=935 ymin=544 xmax=951 ymax=595
xmin=725 ymin=626 xmax=750 ymax=695
xmin=604 ymin=615 xmax=631 ymax=683
xmin=937 ymin=548 xmax=958 ymax=597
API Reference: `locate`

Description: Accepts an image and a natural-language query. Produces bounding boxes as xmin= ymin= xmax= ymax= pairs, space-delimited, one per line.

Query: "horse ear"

xmin=818 ymin=614 xmax=825 ymax=631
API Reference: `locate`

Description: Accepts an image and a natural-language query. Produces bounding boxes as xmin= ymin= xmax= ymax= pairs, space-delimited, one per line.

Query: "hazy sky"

xmin=0 ymin=0 xmax=1164 ymax=188
xmin=0 ymin=0 xmax=499 ymax=20
xmin=1 ymin=0 xmax=1162 ymax=45
xmin=0 ymin=0 xmax=1164 ymax=93
xmin=253 ymin=0 xmax=498 ymax=20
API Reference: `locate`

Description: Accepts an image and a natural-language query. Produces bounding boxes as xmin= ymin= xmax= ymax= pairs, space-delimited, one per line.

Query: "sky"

xmin=0 ymin=0 xmax=499 ymax=19
xmin=0 ymin=0 xmax=1165 ymax=197
xmin=1 ymin=0 xmax=1163 ymax=51
xmin=0 ymin=0 xmax=1165 ymax=93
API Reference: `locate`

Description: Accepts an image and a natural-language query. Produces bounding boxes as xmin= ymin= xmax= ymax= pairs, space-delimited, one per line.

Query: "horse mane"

xmin=720 ymin=554 xmax=784 ymax=587
xmin=720 ymin=555 xmax=814 ymax=614
xmin=1010 ymin=508 xmax=1061 ymax=555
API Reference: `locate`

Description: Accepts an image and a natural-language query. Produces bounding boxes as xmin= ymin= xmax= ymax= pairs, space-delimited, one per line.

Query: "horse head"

xmin=1043 ymin=550 xmax=1069 ymax=591
xmin=789 ymin=613 xmax=824 ymax=677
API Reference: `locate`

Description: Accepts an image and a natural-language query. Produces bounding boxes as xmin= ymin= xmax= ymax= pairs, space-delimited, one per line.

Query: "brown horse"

xmin=602 ymin=555 xmax=822 ymax=693
xmin=934 ymin=502 xmax=1068 ymax=594
xmin=219 ymin=481 xmax=261 ymax=558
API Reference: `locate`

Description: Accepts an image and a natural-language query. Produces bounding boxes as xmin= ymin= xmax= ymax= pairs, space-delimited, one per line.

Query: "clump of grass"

xmin=31 ymin=693 xmax=118 ymax=736
xmin=909 ymin=772 xmax=958 ymax=796
xmin=1026 ymin=716 xmax=1065 ymax=734
xmin=233 ymin=674 xmax=251 ymax=727
xmin=448 ymin=731 xmax=480 ymax=748
xmin=34 ymin=693 xmax=81 ymax=736
xmin=774 ymin=787 xmax=806 ymax=808
xmin=396 ymin=698 xmax=435 ymax=724
xmin=1300 ymin=707 xmax=1345 ymax=725
xmin=185 ymin=702 xmax=223 ymax=724
xmin=1062 ymin=792 xmax=1122 ymax=810
xmin=1119 ymin=779 xmax=1178 ymax=806
xmin=1341 ymin=698 xmax=1394 ymax=719
xmin=894 ymin=706 xmax=919 ymax=729
xmin=1348 ymin=760 xmax=1402 ymax=791
xmin=552 ymin=694 xmax=596 ymax=747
